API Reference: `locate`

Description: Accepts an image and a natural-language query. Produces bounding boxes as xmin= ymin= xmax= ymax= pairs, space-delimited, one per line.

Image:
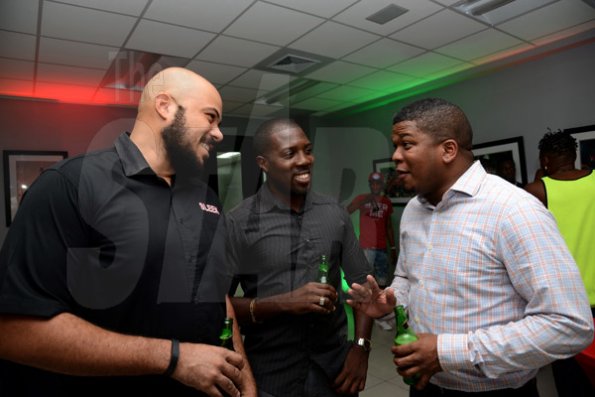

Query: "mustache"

xmin=200 ymin=133 xmax=219 ymax=147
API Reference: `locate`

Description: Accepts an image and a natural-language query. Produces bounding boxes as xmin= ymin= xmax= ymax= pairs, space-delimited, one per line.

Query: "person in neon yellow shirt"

xmin=525 ymin=129 xmax=595 ymax=396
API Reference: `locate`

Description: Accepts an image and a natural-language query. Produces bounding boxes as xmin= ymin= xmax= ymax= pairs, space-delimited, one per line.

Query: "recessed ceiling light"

xmin=454 ymin=0 xmax=516 ymax=16
xmin=452 ymin=0 xmax=552 ymax=25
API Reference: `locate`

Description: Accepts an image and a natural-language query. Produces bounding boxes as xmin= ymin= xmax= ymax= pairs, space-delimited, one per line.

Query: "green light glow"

xmin=333 ymin=72 xmax=471 ymax=116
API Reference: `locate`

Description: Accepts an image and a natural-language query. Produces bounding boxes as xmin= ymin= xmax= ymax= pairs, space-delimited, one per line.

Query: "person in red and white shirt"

xmin=347 ymin=172 xmax=397 ymax=330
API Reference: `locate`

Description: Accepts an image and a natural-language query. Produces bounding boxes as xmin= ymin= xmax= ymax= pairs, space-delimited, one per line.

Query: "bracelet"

xmin=390 ymin=246 xmax=396 ymax=250
xmin=163 ymin=339 xmax=179 ymax=377
xmin=249 ymin=298 xmax=258 ymax=323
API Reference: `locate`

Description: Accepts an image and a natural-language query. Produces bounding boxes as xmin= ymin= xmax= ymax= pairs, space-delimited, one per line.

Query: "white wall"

xmin=312 ymin=39 xmax=595 ymax=202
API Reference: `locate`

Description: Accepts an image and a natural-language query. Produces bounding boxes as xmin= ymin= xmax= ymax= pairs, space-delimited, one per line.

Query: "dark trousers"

xmin=409 ymin=378 xmax=539 ymax=397
xmin=551 ymin=307 xmax=595 ymax=397
xmin=258 ymin=362 xmax=357 ymax=397
xmin=552 ymin=357 xmax=594 ymax=397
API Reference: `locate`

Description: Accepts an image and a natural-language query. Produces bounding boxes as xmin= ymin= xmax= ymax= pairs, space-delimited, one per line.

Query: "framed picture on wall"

xmin=3 ymin=150 xmax=68 ymax=226
xmin=472 ymin=137 xmax=527 ymax=186
xmin=564 ymin=124 xmax=595 ymax=171
xmin=372 ymin=158 xmax=416 ymax=205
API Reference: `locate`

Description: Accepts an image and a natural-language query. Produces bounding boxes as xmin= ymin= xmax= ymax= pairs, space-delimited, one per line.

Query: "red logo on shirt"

xmin=199 ymin=202 xmax=220 ymax=215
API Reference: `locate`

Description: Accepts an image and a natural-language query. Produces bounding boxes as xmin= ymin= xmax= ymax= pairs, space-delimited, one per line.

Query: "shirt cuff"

xmin=437 ymin=333 xmax=476 ymax=372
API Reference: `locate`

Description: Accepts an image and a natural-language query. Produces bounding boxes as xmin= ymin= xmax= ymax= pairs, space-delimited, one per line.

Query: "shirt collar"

xmin=448 ymin=160 xmax=486 ymax=197
xmin=114 ymin=132 xmax=155 ymax=177
xmin=417 ymin=161 xmax=486 ymax=208
xmin=255 ymin=183 xmax=318 ymax=214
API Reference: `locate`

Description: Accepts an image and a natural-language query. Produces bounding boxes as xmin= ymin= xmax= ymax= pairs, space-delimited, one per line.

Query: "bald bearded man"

xmin=0 ymin=67 xmax=256 ymax=397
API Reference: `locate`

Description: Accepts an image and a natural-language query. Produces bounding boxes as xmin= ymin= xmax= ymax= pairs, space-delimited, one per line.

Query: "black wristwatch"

xmin=354 ymin=337 xmax=372 ymax=352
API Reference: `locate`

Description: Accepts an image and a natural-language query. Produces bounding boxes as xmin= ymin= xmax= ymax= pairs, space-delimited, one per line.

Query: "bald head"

xmin=139 ymin=67 xmax=220 ymax=115
xmin=130 ymin=67 xmax=223 ymax=182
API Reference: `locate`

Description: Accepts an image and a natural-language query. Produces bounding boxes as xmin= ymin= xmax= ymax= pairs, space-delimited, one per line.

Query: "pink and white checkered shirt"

xmin=391 ymin=161 xmax=593 ymax=392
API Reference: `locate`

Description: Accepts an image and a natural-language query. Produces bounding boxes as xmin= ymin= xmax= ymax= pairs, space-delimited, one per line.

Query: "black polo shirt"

xmin=0 ymin=132 xmax=230 ymax=396
xmin=227 ymin=185 xmax=371 ymax=397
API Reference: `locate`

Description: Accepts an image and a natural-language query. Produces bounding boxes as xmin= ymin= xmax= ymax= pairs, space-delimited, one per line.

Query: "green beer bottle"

xmin=394 ymin=305 xmax=419 ymax=386
xmin=219 ymin=317 xmax=234 ymax=350
xmin=318 ymin=255 xmax=329 ymax=284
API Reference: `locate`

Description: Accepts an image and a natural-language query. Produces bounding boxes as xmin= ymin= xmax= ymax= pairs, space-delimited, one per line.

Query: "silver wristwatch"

xmin=354 ymin=337 xmax=372 ymax=352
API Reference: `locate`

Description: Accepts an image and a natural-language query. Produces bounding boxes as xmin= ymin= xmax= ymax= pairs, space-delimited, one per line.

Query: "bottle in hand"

xmin=394 ymin=305 xmax=419 ymax=386
xmin=318 ymin=255 xmax=329 ymax=284
xmin=219 ymin=317 xmax=234 ymax=350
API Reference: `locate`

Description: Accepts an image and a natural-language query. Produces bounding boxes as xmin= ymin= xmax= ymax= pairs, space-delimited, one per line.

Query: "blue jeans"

xmin=363 ymin=248 xmax=388 ymax=287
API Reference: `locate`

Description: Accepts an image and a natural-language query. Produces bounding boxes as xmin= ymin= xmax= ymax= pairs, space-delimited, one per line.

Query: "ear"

xmin=154 ymin=93 xmax=176 ymax=122
xmin=441 ymin=139 xmax=458 ymax=164
xmin=256 ymin=155 xmax=268 ymax=173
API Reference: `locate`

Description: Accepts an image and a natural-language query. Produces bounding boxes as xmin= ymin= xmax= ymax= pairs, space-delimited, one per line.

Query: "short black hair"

xmin=392 ymin=98 xmax=473 ymax=150
xmin=538 ymin=129 xmax=577 ymax=160
xmin=253 ymin=118 xmax=303 ymax=156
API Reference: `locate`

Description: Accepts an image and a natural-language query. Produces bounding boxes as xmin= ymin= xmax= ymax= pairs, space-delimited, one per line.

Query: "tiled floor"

xmin=362 ymin=323 xmax=559 ymax=397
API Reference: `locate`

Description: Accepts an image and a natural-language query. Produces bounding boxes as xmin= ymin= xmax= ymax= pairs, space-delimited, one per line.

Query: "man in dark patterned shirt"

xmin=228 ymin=118 xmax=373 ymax=397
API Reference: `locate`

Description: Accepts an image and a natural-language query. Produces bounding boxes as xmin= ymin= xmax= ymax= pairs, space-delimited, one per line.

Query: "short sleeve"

xmin=0 ymin=169 xmax=86 ymax=317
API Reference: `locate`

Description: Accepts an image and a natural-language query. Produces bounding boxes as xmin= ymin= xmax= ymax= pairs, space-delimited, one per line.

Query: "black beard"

xmin=162 ymin=106 xmax=203 ymax=182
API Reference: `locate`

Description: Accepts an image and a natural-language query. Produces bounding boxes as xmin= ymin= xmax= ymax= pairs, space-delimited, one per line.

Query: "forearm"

xmin=346 ymin=199 xmax=363 ymax=214
xmin=226 ymin=296 xmax=256 ymax=396
xmin=354 ymin=307 xmax=373 ymax=341
xmin=231 ymin=295 xmax=287 ymax=325
xmin=346 ymin=195 xmax=370 ymax=214
xmin=440 ymin=307 xmax=594 ymax=379
xmin=0 ymin=312 xmax=169 ymax=376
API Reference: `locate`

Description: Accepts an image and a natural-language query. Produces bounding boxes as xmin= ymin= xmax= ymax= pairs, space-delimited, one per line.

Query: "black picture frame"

xmin=3 ymin=150 xmax=68 ymax=226
xmin=564 ymin=124 xmax=595 ymax=170
xmin=472 ymin=136 xmax=527 ymax=186
xmin=372 ymin=158 xmax=415 ymax=205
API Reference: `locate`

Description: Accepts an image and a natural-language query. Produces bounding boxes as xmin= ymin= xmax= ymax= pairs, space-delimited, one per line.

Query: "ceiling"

xmin=1 ymin=0 xmax=594 ymax=118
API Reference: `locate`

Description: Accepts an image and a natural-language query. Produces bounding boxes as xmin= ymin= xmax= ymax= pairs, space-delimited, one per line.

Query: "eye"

xmin=282 ymin=150 xmax=294 ymax=159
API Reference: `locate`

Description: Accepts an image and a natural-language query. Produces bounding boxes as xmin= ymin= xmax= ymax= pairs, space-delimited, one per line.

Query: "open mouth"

xmin=294 ymin=171 xmax=311 ymax=184
xmin=199 ymin=136 xmax=216 ymax=155
xmin=200 ymin=142 xmax=212 ymax=152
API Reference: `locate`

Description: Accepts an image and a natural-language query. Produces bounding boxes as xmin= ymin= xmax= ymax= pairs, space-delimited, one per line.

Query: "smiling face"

xmin=258 ymin=124 xmax=314 ymax=204
xmin=391 ymin=120 xmax=448 ymax=205
xmin=168 ymin=83 xmax=223 ymax=171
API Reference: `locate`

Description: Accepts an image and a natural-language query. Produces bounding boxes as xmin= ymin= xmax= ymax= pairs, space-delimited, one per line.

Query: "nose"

xmin=211 ymin=126 xmax=223 ymax=143
xmin=391 ymin=146 xmax=402 ymax=163
xmin=296 ymin=150 xmax=313 ymax=166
